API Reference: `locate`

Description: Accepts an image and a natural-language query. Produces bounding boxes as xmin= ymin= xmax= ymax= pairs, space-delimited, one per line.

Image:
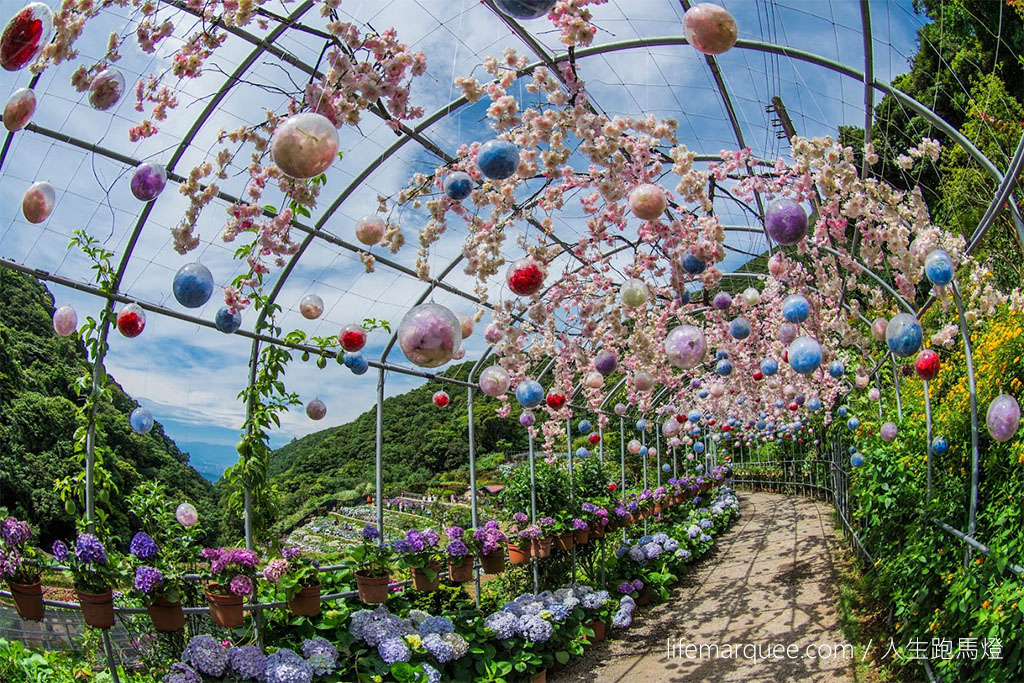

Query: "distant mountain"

xmin=0 ymin=269 xmax=220 ymax=546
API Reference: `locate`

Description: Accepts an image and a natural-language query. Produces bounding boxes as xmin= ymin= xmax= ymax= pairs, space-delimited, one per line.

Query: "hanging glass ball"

xmin=871 ymin=317 xmax=888 ymax=342
xmin=855 ymin=374 xmax=870 ymax=389
xmin=664 ymin=325 xmax=707 ymax=369
xmin=868 ymin=387 xmax=881 ymax=401
xmin=788 ymin=337 xmax=822 ymax=375
xmin=986 ymin=394 xmax=1021 ymax=443
xmin=355 ymin=215 xmax=385 ymax=246
xmin=215 ymin=307 xmax=242 ymax=334
xmin=493 ymin=0 xmax=556 ymax=20
xmin=88 ymin=67 xmax=125 ymax=111
xmin=614 ymin=403 xmax=628 ymax=416
xmin=476 ymin=139 xmax=519 ymax=180
xmin=712 ymin=291 xmax=732 ymax=310
xmin=516 ymin=380 xmax=544 ymax=408
xmin=847 ymin=417 xmax=860 ymax=430
xmin=588 ymin=433 xmax=600 ymax=445
xmin=709 ymin=383 xmax=725 ymax=398
xmin=681 ymin=252 xmax=706 ymax=275
xmin=520 ymin=410 xmax=536 ymax=427
xmin=1 ymin=3 xmax=53 ymax=71
xmin=730 ymin=317 xmax=751 ymax=340
xmin=716 ymin=359 xmax=733 ymax=376
xmin=398 ymin=303 xmax=461 ymax=368
xmin=175 ymin=502 xmax=198 ymax=527
xmin=578 ymin=419 xmax=592 ymax=434
xmin=698 ymin=389 xmax=709 ymax=399
xmin=338 ymin=323 xmax=367 ymax=352
xmin=693 ymin=442 xmax=705 ymax=454
xmin=343 ymin=351 xmax=368 ymax=373
xmin=741 ymin=287 xmax=760 ymax=306
xmin=781 ymin=294 xmax=810 ymax=323
xmin=620 ymin=278 xmax=650 ymax=307
xmin=129 ymin=406 xmax=153 ymax=434
xmin=760 ymin=357 xmax=779 ymax=376
xmin=880 ymin=421 xmax=898 ymax=442
xmin=117 ymin=303 xmax=146 ymax=338
xmin=634 ymin=370 xmax=656 ymax=392
xmin=52 ymin=305 xmax=77 ymax=336
xmin=130 ymin=162 xmax=167 ymax=201
xmin=778 ymin=322 xmax=797 ymax=345
xmin=924 ymin=249 xmax=954 ymax=286
xmin=173 ymin=263 xmax=214 ymax=309
xmin=682 ymin=2 xmax=738 ymax=55
xmin=306 ymin=399 xmax=327 ymax=420
xmin=3 ymin=87 xmax=35 ymax=131
xmin=584 ymin=371 xmax=604 ymax=389
xmin=931 ymin=436 xmax=949 ymax=455
xmin=915 ymin=349 xmax=940 ymax=380
xmin=594 ymin=349 xmax=617 ymax=376
xmin=850 ymin=453 xmax=865 ymax=468
xmin=479 ymin=365 xmax=511 ymax=398
xmin=484 ymin=323 xmax=505 ymax=344
xmin=627 ymin=439 xmax=642 ymax=455
xmin=649 ymin=447 xmax=659 ymax=458
xmin=837 ymin=405 xmax=848 ymax=417
xmin=807 ymin=396 xmax=822 ymax=412
xmin=433 ymin=391 xmax=450 ymax=408
xmin=764 ymin=198 xmax=808 ymax=246
xmin=628 ymin=183 xmax=667 ymax=221
xmin=662 ymin=420 xmax=679 ymax=437
xmin=271 ymin=112 xmax=338 ymax=179
xmin=22 ymin=180 xmax=54 ymax=223
xmin=575 ymin=447 xmax=590 ymax=459
xmin=546 ymin=391 xmax=566 ymax=409
xmin=635 ymin=419 xmax=647 ymax=432
xmin=443 ymin=171 xmax=472 ymax=201
xmin=506 ymin=257 xmax=545 ymax=296
xmin=299 ymin=293 xmax=324 ymax=320
xmin=885 ymin=313 xmax=923 ymax=357
xmin=456 ymin=313 xmax=474 ymax=339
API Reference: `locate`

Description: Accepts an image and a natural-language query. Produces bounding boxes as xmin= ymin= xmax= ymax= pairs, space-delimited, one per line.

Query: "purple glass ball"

xmin=712 ymin=291 xmax=732 ymax=310
xmin=765 ymin=198 xmax=808 ymax=246
xmin=880 ymin=421 xmax=898 ymax=442
xmin=130 ymin=162 xmax=167 ymax=201
xmin=520 ymin=410 xmax=536 ymax=427
xmin=986 ymin=394 xmax=1021 ymax=443
xmin=594 ymin=349 xmax=617 ymax=376
xmin=778 ymin=322 xmax=798 ymax=345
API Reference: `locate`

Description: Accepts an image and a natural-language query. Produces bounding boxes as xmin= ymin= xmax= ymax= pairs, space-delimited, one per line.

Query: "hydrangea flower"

xmin=628 ymin=546 xmax=646 ymax=563
xmin=700 ymin=518 xmax=713 ymax=529
xmin=687 ymin=525 xmax=700 ymax=538
xmin=512 ymin=512 xmax=528 ymax=524
xmin=229 ymin=574 xmax=254 ymax=596
xmin=615 ymin=544 xmax=629 ymax=559
xmin=227 ymin=645 xmax=266 ymax=681
xmin=632 ymin=579 xmax=644 ymax=591
xmin=664 ymin=538 xmax=680 ymax=552
xmin=74 ymin=534 xmax=107 ymax=565
xmin=546 ymin=602 xmax=569 ymax=622
xmin=162 ymin=662 xmax=202 ymax=683
xmin=421 ymin=663 xmax=442 ymax=683
xmin=418 ymin=616 xmax=455 ymax=636
xmin=362 ymin=524 xmax=380 ymax=541
xmin=643 ymin=542 xmax=663 ymax=559
xmin=134 ymin=566 xmax=163 ymax=594
xmin=1 ymin=518 xmax=31 ymax=547
xmin=484 ymin=610 xmax=518 ymax=639
xmin=181 ymin=635 xmax=228 ymax=677
xmin=445 ymin=526 xmax=463 ymax=540
xmin=446 ymin=539 xmax=468 ymax=558
xmin=616 ymin=582 xmax=633 ymax=595
xmin=582 ymin=591 xmax=609 ymax=610
xmin=572 ymin=518 xmax=587 ymax=531
xmin=281 ymin=546 xmax=301 ymax=561
xmin=612 ymin=609 xmax=633 ymax=628
xmin=517 ymin=614 xmax=553 ymax=643
xmin=265 ymin=648 xmax=312 ymax=683
xmin=51 ymin=540 xmax=68 ymax=563
xmin=301 ymin=637 xmax=337 ymax=675
xmin=129 ymin=532 xmax=158 ymax=560
xmin=675 ymin=548 xmax=691 ymax=560
xmin=263 ymin=559 xmax=289 ymax=583
xmin=378 ymin=637 xmax=411 ymax=665
xmin=422 ymin=633 xmax=455 ymax=663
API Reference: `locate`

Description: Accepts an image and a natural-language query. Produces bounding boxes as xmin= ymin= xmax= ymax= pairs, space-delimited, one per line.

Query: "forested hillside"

xmin=0 ymin=270 xmax=219 ymax=546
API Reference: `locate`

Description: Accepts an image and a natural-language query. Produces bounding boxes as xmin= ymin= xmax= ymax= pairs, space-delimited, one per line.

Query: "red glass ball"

xmin=607 ymin=483 xmax=617 ymax=492
xmin=545 ymin=392 xmax=566 ymax=409
xmin=789 ymin=402 xmax=798 ymax=411
xmin=707 ymin=419 xmax=716 ymax=426
xmin=588 ymin=433 xmax=600 ymax=444
xmin=915 ymin=349 xmax=940 ymax=381
xmin=433 ymin=391 xmax=450 ymax=407
xmin=507 ymin=259 xmax=545 ymax=296
xmin=116 ymin=306 xmax=145 ymax=338
xmin=722 ymin=424 xmax=732 ymax=432
xmin=753 ymin=370 xmax=764 ymax=381
xmin=339 ymin=326 xmax=367 ymax=352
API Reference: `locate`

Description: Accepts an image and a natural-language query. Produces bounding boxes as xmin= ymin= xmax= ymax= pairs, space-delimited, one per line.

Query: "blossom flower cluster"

xmin=167 ymin=635 xmax=335 ymax=683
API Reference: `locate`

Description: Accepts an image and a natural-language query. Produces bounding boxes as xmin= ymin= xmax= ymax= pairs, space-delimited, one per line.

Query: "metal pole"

xmin=891 ymin=356 xmax=903 ymax=423
xmin=924 ymin=380 xmax=933 ymax=501
xmin=950 ymin=283 xmax=981 ymax=564
xmin=527 ymin=432 xmax=539 ymax=593
xmin=620 ymin=417 xmax=626 ymax=543
xmin=876 ymin=373 xmax=884 ymax=421
xmin=641 ymin=422 xmax=647 ymax=534
xmin=598 ymin=423 xmax=604 ymax=462
xmin=656 ymin=429 xmax=662 ymax=488
xmin=375 ymin=368 xmax=385 ymax=536
xmin=566 ymin=418 xmax=575 ymax=583
xmin=467 ymin=384 xmax=480 ymax=609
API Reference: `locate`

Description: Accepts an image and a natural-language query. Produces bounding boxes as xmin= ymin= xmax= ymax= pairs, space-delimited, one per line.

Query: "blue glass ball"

xmin=516 ymin=379 xmax=544 ymax=408
xmin=636 ymin=419 xmax=647 ymax=432
xmin=173 ymin=262 xmax=214 ymax=308
xmin=781 ymin=294 xmax=811 ymax=324
xmin=730 ymin=316 xmax=751 ymax=340
xmin=681 ymin=253 xmax=706 ymax=274
xmin=688 ymin=410 xmax=702 ymax=423
xmin=494 ymin=0 xmax=556 ymax=19
xmin=130 ymin=406 xmax=153 ymax=434
xmin=886 ymin=313 xmax=923 ymax=357
xmin=788 ymin=337 xmax=822 ymax=375
xmin=924 ymin=249 xmax=954 ymax=286
xmin=828 ymin=361 xmax=845 ymax=378
xmin=807 ymin=397 xmax=822 ymax=412
xmin=848 ymin=446 xmax=857 ymax=455
xmin=215 ymin=306 xmax=242 ymax=334
xmin=716 ymin=349 xmax=729 ymax=360
xmin=775 ymin=400 xmax=785 ymax=408
xmin=756 ymin=420 xmax=766 ymax=430
xmin=577 ymin=419 xmax=592 ymax=434
xmin=662 ymin=464 xmax=671 ymax=472
xmin=851 ymin=453 xmax=865 ymax=468
xmin=678 ymin=290 xmax=691 ymax=305
xmin=476 ymin=139 xmax=520 ymax=180
xmin=847 ymin=417 xmax=860 ymax=430
xmin=695 ymin=464 xmax=704 ymax=473
xmin=716 ymin=359 xmax=733 ymax=376
xmin=760 ymin=358 xmax=778 ymax=376
xmin=693 ymin=442 xmax=705 ymax=454
xmin=344 ymin=352 xmax=368 ymax=374
xmin=443 ymin=171 xmax=472 ymax=200
xmin=931 ymin=436 xmax=949 ymax=455
xmin=575 ymin=447 xmax=590 ymax=459
xmin=698 ymin=389 xmax=709 ymax=399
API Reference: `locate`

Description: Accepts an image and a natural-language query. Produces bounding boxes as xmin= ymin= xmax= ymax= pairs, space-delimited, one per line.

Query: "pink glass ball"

xmin=664 ymin=325 xmax=707 ymax=369
xmin=457 ymin=313 xmax=474 ymax=339
xmin=397 ymin=302 xmax=462 ymax=368
xmin=271 ymin=112 xmax=339 ymax=179
xmin=868 ymin=387 xmax=881 ymax=401
xmin=520 ymin=410 xmax=536 ymax=427
xmin=778 ymin=322 xmax=798 ymax=345
xmin=880 ymin=421 xmax=898 ymax=442
xmin=871 ymin=317 xmax=888 ymax=342
xmin=22 ymin=180 xmax=54 ymax=223
xmin=130 ymin=162 xmax=167 ymax=201
xmin=634 ymin=370 xmax=655 ymax=392
xmin=855 ymin=375 xmax=870 ymax=389
xmin=986 ymin=394 xmax=1021 ymax=443
xmin=88 ymin=67 xmax=125 ymax=111
xmin=299 ymin=293 xmax=324 ymax=320
xmin=3 ymin=87 xmax=35 ymax=131
xmin=52 ymin=305 xmax=77 ymax=336
xmin=683 ymin=3 xmax=738 ymax=55
xmin=355 ymin=215 xmax=385 ymax=246
xmin=710 ymin=383 xmax=725 ymax=398
xmin=662 ymin=420 xmax=679 ymax=437
xmin=614 ymin=403 xmax=627 ymax=416
xmin=479 ymin=365 xmax=511 ymax=398
xmin=628 ymin=183 xmax=667 ymax=221
xmin=627 ymin=439 xmax=642 ymax=455
xmin=306 ymin=399 xmax=327 ymax=420
xmin=584 ymin=371 xmax=604 ymax=389
xmin=175 ymin=502 xmax=198 ymax=527
xmin=484 ymin=323 xmax=504 ymax=344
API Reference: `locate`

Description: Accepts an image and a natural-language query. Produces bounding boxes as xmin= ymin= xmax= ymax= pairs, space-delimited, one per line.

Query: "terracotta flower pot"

xmin=479 ymin=550 xmax=506 ymax=574
xmin=574 ymin=528 xmax=590 ymax=545
xmin=205 ymin=590 xmax=243 ymax=628
xmin=654 ymin=503 xmax=663 ymax=515
xmin=584 ymin=618 xmax=606 ymax=644
xmin=624 ymin=514 xmax=635 ymax=527
xmin=606 ymin=521 xmax=619 ymax=533
xmin=508 ymin=543 xmax=531 ymax=565
xmin=554 ymin=531 xmax=575 ymax=552
xmin=449 ymin=559 xmax=473 ymax=583
xmin=8 ymin=580 xmax=44 ymax=621
xmin=148 ymin=597 xmax=185 ymax=631
xmin=288 ymin=583 xmax=321 ymax=617
xmin=532 ymin=537 xmax=553 ymax=558
xmin=590 ymin=523 xmax=605 ymax=539
xmin=637 ymin=584 xmax=652 ymax=606
xmin=355 ymin=571 xmax=389 ymax=604
xmin=531 ymin=669 xmax=547 ymax=683
xmin=412 ymin=563 xmax=441 ymax=592
xmin=77 ymin=589 xmax=115 ymax=629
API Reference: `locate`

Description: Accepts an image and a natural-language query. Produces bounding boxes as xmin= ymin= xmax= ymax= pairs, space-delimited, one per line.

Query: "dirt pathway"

xmin=552 ymin=492 xmax=856 ymax=683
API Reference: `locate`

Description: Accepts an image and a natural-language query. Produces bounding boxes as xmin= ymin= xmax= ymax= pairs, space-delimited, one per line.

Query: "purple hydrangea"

xmin=265 ymin=648 xmax=312 ymax=683
xmin=632 ymin=579 xmax=644 ymax=591
xmin=227 ymin=548 xmax=260 ymax=567
xmin=612 ymin=609 xmax=633 ymax=628
xmin=446 ymin=539 xmax=468 ymax=558
xmin=581 ymin=501 xmax=598 ymax=514
xmin=362 ymin=524 xmax=380 ymax=541
xmin=422 ymin=633 xmax=455 ymax=663
xmin=281 ymin=545 xmax=301 ymax=561
xmin=227 ymin=645 xmax=266 ymax=681
xmin=134 ymin=566 xmax=163 ymax=594
xmin=518 ymin=525 xmax=541 ymax=540
xmin=162 ymin=663 xmax=202 ymax=683
xmin=74 ymin=534 xmax=107 ymax=565
xmin=517 ymin=614 xmax=553 ymax=643
xmin=616 ymin=582 xmax=633 ymax=595
xmin=643 ymin=542 xmax=663 ymax=559
xmin=301 ymin=637 xmax=337 ymax=675
xmin=421 ymin=527 xmax=440 ymax=547
xmin=418 ymin=616 xmax=454 ymax=636
xmin=445 ymin=526 xmax=464 ymax=540
xmin=421 ymin=663 xmax=442 ymax=683
xmin=1 ymin=517 xmax=31 ymax=547
xmin=377 ymin=637 xmax=411 ymax=665
xmin=628 ymin=546 xmax=645 ymax=563
xmin=512 ymin=512 xmax=528 ymax=524
xmin=263 ymin=559 xmax=289 ymax=583
xmin=181 ymin=635 xmax=229 ymax=677
xmin=51 ymin=540 xmax=68 ymax=563
xmin=229 ymin=574 xmax=254 ymax=596
xmin=581 ymin=591 xmax=608 ymax=610
xmin=547 ymin=602 xmax=569 ymax=622
xmin=129 ymin=532 xmax=158 ymax=560
xmin=484 ymin=610 xmax=518 ymax=639
xmin=394 ymin=539 xmax=411 ymax=554
xmin=572 ymin=518 xmax=587 ymax=531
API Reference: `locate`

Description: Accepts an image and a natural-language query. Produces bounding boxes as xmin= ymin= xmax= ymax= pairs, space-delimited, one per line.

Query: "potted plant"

xmin=348 ymin=524 xmax=392 ymax=604
xmin=580 ymin=589 xmax=611 ymax=644
xmin=395 ymin=527 xmax=442 ymax=592
xmin=63 ymin=533 xmax=123 ymax=629
xmin=551 ymin=515 xmax=574 ymax=552
xmin=572 ymin=517 xmax=589 ymax=545
xmin=444 ymin=526 xmax=473 ymax=583
xmin=265 ymin=545 xmax=321 ymax=617
xmin=533 ymin=517 xmax=554 ymax=558
xmin=201 ymin=546 xmax=258 ymax=627
xmin=127 ymin=531 xmax=184 ymax=631
xmin=506 ymin=513 xmax=535 ymax=565
xmin=0 ymin=517 xmax=48 ymax=621
xmin=472 ymin=522 xmax=507 ymax=574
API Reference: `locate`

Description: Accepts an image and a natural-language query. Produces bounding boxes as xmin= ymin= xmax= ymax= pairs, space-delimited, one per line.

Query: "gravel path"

xmin=552 ymin=492 xmax=856 ymax=683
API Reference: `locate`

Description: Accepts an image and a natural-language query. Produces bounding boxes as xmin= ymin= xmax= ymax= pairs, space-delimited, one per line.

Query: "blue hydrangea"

xmin=519 ymin=600 xmax=545 ymax=615
xmin=700 ymin=533 xmax=712 ymax=543
xmin=348 ymin=609 xmax=371 ymax=641
xmin=612 ymin=609 xmax=632 ymax=628
xmin=581 ymin=591 xmax=608 ymax=610
xmin=638 ymin=535 xmax=653 ymax=545
xmin=643 ymin=542 xmax=663 ymax=560
xmin=561 ymin=595 xmax=579 ymax=610
xmin=664 ymin=538 xmax=679 ymax=552
xmin=227 ymin=645 xmax=266 ymax=681
xmin=675 ymin=548 xmax=691 ymax=560
xmin=301 ymin=637 xmax=337 ymax=675
xmin=265 ymin=648 xmax=312 ymax=683
xmin=181 ymin=635 xmax=228 ymax=677
xmin=378 ymin=637 xmax=411 ymax=665
xmin=421 ymin=663 xmax=442 ymax=683
xmin=418 ymin=616 xmax=455 ymax=636
xmin=129 ymin=532 xmax=158 ymax=560
xmin=546 ymin=602 xmax=569 ymax=622
xmin=162 ymin=663 xmax=202 ymax=683
xmin=687 ymin=525 xmax=700 ymax=538
xmin=652 ymin=533 xmax=669 ymax=544
xmin=484 ymin=610 xmax=518 ymax=639
xmin=422 ymin=633 xmax=455 ymax=663
xmin=619 ymin=596 xmax=636 ymax=613
xmin=700 ymin=518 xmax=713 ymax=529
xmin=442 ymin=633 xmax=468 ymax=660
xmin=628 ymin=545 xmax=646 ymax=563
xmin=614 ymin=544 xmax=629 ymax=559
xmin=407 ymin=609 xmax=430 ymax=626
xmin=517 ymin=614 xmax=553 ymax=643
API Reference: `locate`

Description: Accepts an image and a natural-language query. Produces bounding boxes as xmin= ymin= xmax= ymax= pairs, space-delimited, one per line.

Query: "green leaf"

xmin=555 ymin=650 xmax=570 ymax=665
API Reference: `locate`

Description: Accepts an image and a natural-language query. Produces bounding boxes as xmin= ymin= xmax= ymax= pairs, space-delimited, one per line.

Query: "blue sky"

xmin=0 ymin=0 xmax=929 ymax=480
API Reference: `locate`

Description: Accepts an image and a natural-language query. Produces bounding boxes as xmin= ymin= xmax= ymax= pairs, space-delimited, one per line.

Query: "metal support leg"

xmin=951 ymin=283 xmax=981 ymax=566
xmin=467 ymin=385 xmax=480 ymax=609
xmin=528 ymin=433 xmax=539 ymax=593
